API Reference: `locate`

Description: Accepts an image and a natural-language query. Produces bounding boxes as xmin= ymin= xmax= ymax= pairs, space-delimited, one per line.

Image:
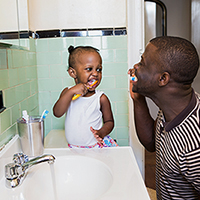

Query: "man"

xmin=129 ymin=36 xmax=200 ymax=199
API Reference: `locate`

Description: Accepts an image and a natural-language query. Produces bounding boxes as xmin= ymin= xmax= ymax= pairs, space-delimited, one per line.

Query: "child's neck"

xmin=84 ymin=90 xmax=96 ymax=97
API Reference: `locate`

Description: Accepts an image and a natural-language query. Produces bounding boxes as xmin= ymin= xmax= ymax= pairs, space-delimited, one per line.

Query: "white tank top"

xmin=65 ymin=90 xmax=104 ymax=146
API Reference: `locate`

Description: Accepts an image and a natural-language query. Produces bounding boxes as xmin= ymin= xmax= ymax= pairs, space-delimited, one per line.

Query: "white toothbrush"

xmin=22 ymin=110 xmax=29 ymax=122
xmin=39 ymin=110 xmax=49 ymax=122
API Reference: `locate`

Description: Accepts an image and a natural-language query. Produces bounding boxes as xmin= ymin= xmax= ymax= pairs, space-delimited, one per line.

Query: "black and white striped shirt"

xmin=155 ymin=91 xmax=200 ymax=200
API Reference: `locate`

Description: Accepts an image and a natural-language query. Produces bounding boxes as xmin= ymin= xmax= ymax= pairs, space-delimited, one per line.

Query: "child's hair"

xmin=68 ymin=45 xmax=100 ymax=69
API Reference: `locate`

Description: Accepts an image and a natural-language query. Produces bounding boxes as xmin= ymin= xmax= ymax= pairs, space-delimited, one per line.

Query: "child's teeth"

xmin=88 ymin=80 xmax=95 ymax=85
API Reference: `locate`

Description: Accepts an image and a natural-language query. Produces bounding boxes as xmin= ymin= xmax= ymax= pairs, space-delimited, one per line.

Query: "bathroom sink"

xmin=22 ymin=155 xmax=113 ymax=200
xmin=0 ymin=135 xmax=151 ymax=200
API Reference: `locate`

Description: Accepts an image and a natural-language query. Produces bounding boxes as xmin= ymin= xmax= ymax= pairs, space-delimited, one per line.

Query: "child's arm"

xmin=90 ymin=94 xmax=114 ymax=142
xmin=53 ymin=83 xmax=88 ymax=118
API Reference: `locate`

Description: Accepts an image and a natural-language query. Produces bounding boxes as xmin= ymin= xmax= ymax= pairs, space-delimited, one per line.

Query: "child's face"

xmin=74 ymin=51 xmax=102 ymax=89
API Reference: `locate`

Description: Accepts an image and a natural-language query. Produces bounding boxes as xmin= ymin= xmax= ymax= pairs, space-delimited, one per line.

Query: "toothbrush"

xmin=130 ymin=74 xmax=137 ymax=81
xmin=39 ymin=110 xmax=49 ymax=122
xmin=22 ymin=110 xmax=29 ymax=122
xmin=72 ymin=80 xmax=98 ymax=101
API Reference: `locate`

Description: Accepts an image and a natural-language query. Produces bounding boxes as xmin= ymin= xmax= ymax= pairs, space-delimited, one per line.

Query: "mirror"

xmin=144 ymin=0 xmax=167 ymax=45
xmin=0 ymin=0 xmax=30 ymax=49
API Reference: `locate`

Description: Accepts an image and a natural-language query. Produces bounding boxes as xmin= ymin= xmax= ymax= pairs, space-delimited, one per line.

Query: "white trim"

xmin=127 ymin=0 xmax=145 ymax=178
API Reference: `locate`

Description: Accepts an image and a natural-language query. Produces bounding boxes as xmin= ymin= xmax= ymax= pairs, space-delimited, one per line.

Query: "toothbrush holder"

xmin=17 ymin=116 xmax=44 ymax=157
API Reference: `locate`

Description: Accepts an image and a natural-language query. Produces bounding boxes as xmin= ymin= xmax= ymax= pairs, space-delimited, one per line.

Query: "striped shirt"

xmin=155 ymin=90 xmax=200 ymax=200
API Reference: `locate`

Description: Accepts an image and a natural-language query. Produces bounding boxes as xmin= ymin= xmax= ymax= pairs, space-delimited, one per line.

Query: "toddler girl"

xmin=53 ymin=45 xmax=118 ymax=148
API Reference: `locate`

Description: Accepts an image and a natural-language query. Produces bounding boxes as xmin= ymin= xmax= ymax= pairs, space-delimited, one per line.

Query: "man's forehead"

xmin=142 ymin=43 xmax=157 ymax=58
xmin=146 ymin=42 xmax=158 ymax=52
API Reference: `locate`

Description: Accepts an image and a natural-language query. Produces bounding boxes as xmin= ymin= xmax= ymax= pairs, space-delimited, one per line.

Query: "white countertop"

xmin=44 ymin=129 xmax=68 ymax=148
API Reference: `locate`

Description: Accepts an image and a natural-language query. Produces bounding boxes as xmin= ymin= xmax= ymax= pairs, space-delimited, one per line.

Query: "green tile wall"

xmin=0 ymin=39 xmax=39 ymax=147
xmin=36 ymin=36 xmax=129 ymax=146
xmin=0 ymin=49 xmax=7 ymax=69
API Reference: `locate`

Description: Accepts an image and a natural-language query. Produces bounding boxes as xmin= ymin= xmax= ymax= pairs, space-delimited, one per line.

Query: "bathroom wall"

xmin=191 ymin=0 xmax=200 ymax=94
xmin=36 ymin=35 xmax=129 ymax=146
xmin=0 ymin=0 xmax=29 ymax=32
xmin=28 ymin=0 xmax=126 ymax=30
xmin=0 ymin=0 xmax=18 ymax=32
xmin=0 ymin=38 xmax=38 ymax=147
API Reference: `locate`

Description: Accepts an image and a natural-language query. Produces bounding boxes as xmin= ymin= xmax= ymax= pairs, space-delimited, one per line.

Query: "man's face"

xmin=131 ymin=43 xmax=162 ymax=97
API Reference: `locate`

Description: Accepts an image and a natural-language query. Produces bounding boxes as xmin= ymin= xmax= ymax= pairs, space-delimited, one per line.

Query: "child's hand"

xmin=90 ymin=127 xmax=104 ymax=146
xmin=71 ymin=83 xmax=88 ymax=97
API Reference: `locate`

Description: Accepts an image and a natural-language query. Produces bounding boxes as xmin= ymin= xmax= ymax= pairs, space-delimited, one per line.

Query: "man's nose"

xmin=129 ymin=66 xmax=137 ymax=75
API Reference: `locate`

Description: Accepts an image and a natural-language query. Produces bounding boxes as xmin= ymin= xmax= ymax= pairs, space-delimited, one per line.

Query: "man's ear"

xmin=158 ymin=72 xmax=170 ymax=86
xmin=68 ymin=67 xmax=77 ymax=78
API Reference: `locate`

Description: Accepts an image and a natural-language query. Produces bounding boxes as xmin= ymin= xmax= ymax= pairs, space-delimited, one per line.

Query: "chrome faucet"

xmin=5 ymin=153 xmax=55 ymax=188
